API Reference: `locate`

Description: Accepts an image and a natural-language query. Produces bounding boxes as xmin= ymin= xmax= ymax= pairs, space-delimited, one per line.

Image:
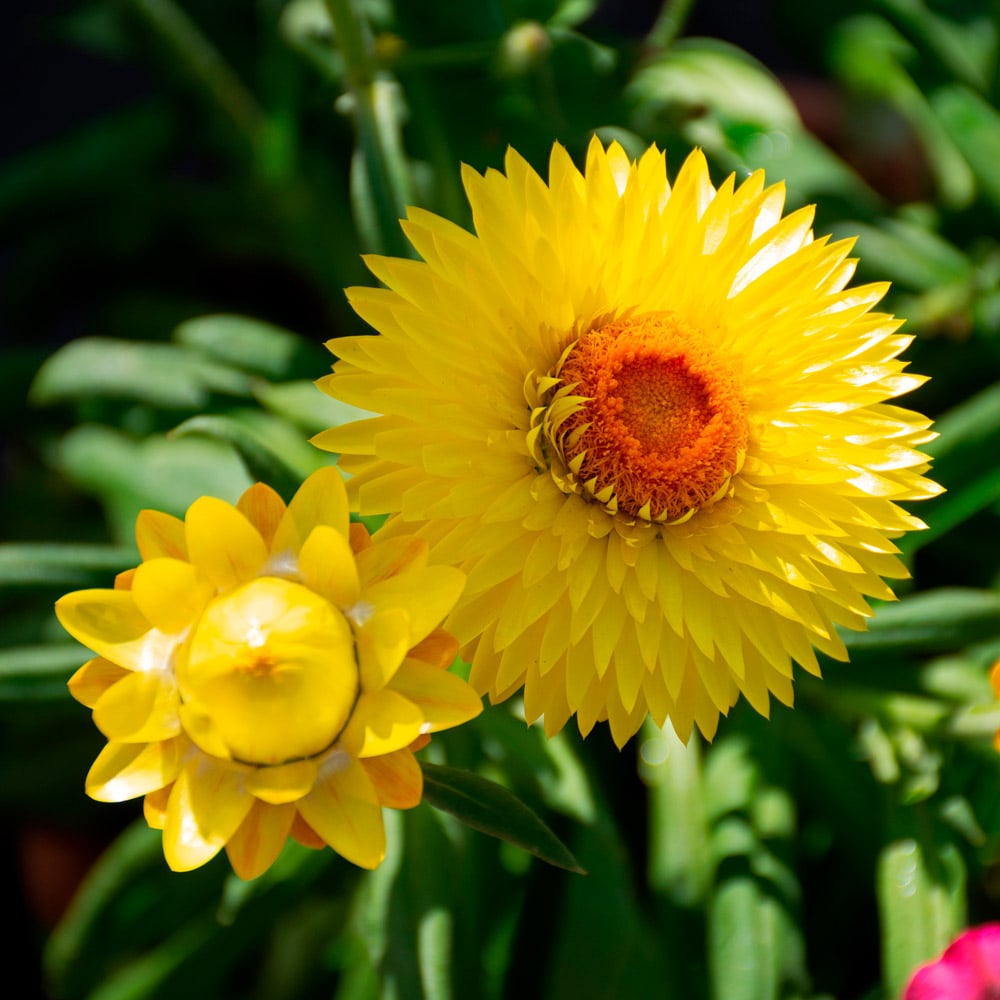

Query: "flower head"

xmin=57 ymin=468 xmax=481 ymax=878
xmin=314 ymin=138 xmax=940 ymax=748
xmin=905 ymin=924 xmax=1000 ymax=999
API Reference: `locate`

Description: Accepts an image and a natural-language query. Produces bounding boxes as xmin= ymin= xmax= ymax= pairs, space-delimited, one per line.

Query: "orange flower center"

xmin=539 ymin=314 xmax=748 ymax=523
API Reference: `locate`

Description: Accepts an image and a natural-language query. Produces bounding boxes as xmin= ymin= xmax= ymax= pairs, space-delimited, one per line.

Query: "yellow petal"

xmin=349 ymin=522 xmax=372 ymax=556
xmin=237 ymin=482 xmax=287 ymax=548
xmin=135 ymin=509 xmax=187 ymax=560
xmin=55 ymin=590 xmax=150 ymax=668
xmin=270 ymin=466 xmax=350 ymax=558
xmin=355 ymin=608 xmax=411 ymax=692
xmin=290 ymin=813 xmax=326 ymax=849
xmin=246 ymin=759 xmax=320 ymax=804
xmin=362 ymin=567 xmax=465 ymax=645
xmin=355 ymin=535 xmax=429 ymax=587
xmin=407 ymin=629 xmax=459 ymax=668
xmin=390 ymin=659 xmax=483 ymax=732
xmin=185 ymin=496 xmax=268 ymax=590
xmin=177 ymin=702 xmax=232 ymax=759
xmin=338 ymin=689 xmax=424 ymax=758
xmin=360 ymin=749 xmax=423 ymax=809
xmin=86 ymin=738 xmax=181 ymax=802
xmin=143 ymin=784 xmax=171 ymax=829
xmin=298 ymin=525 xmax=361 ymax=608
xmin=68 ymin=657 xmax=129 ymax=708
xmin=162 ymin=758 xmax=253 ymax=872
xmin=130 ymin=558 xmax=214 ymax=634
xmin=297 ymin=759 xmax=386 ymax=869
xmin=225 ymin=800 xmax=296 ymax=880
xmin=93 ymin=670 xmax=180 ymax=743
xmin=56 ymin=590 xmax=177 ymax=670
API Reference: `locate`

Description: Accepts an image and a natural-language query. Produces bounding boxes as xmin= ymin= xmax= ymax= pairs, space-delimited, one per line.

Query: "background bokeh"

xmin=6 ymin=1 xmax=1000 ymax=997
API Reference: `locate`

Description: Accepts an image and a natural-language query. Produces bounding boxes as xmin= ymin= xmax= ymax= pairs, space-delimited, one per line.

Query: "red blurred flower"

xmin=905 ymin=924 xmax=1000 ymax=1000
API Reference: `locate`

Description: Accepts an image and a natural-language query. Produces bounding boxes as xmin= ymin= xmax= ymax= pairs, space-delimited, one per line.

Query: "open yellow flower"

xmin=57 ymin=468 xmax=480 ymax=878
xmin=314 ymin=138 xmax=941 ymax=748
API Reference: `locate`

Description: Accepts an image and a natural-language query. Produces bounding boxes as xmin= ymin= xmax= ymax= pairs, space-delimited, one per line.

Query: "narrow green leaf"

xmin=545 ymin=804 xmax=680 ymax=1000
xmin=838 ymin=218 xmax=970 ymax=291
xmin=878 ymin=0 xmax=996 ymax=91
xmin=904 ymin=382 xmax=1000 ymax=550
xmin=830 ymin=15 xmax=974 ymax=207
xmin=419 ymin=762 xmax=585 ymax=874
xmin=933 ymin=84 xmax=1000 ymax=210
xmin=843 ymin=588 xmax=1000 ymax=654
xmin=0 ymin=644 xmax=88 ymax=702
xmin=0 ymin=543 xmax=134 ymax=589
xmin=44 ymin=822 xmax=170 ymax=995
xmin=170 ymin=415 xmax=306 ymax=502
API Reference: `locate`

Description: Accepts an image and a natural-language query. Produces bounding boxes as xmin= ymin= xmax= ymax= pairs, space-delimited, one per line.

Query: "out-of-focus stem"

xmin=324 ymin=0 xmax=413 ymax=257
xmin=647 ymin=0 xmax=698 ymax=51
xmin=128 ymin=0 xmax=264 ymax=146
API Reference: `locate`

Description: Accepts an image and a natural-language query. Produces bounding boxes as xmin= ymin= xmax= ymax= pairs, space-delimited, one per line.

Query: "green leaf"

xmin=843 ymin=588 xmax=1000 ymax=654
xmin=932 ymin=84 xmax=1000 ymax=212
xmin=703 ymin=728 xmax=807 ymax=1000
xmin=627 ymin=38 xmax=876 ymax=207
xmin=902 ymin=382 xmax=1000 ymax=551
xmin=0 ymin=644 xmax=88 ymax=702
xmin=548 ymin=0 xmax=599 ymax=28
xmin=255 ymin=379 xmax=375 ymax=435
xmin=838 ymin=218 xmax=971 ymax=291
xmin=170 ymin=415 xmax=308 ymax=502
xmin=627 ymin=39 xmax=800 ymax=135
xmin=30 ymin=338 xmax=251 ymax=409
xmin=829 ymin=15 xmax=974 ymax=208
xmin=640 ymin=720 xmax=710 ymax=907
xmin=419 ymin=761 xmax=585 ymax=874
xmin=0 ymin=543 xmax=134 ymax=589
xmin=44 ymin=822 xmax=221 ymax=998
xmin=56 ymin=425 xmax=251 ymax=542
xmin=878 ymin=835 xmax=965 ymax=999
xmin=173 ymin=314 xmax=323 ymax=381
xmin=877 ymin=0 xmax=996 ymax=91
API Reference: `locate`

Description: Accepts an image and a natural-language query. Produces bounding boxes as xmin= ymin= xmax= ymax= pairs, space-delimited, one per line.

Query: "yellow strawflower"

xmin=57 ymin=468 xmax=481 ymax=878
xmin=314 ymin=138 xmax=941 ymax=748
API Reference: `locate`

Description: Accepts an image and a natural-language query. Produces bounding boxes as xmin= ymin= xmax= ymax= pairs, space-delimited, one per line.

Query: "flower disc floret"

xmin=532 ymin=312 xmax=748 ymax=523
xmin=57 ymin=468 xmax=481 ymax=878
xmin=314 ymin=138 xmax=941 ymax=748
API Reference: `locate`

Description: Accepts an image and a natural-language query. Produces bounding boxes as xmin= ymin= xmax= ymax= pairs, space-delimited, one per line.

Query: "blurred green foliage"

xmin=6 ymin=0 xmax=1000 ymax=997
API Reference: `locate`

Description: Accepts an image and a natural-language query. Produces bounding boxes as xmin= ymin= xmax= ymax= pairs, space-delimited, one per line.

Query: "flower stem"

xmin=127 ymin=0 xmax=264 ymax=146
xmin=646 ymin=0 xmax=698 ymax=51
xmin=323 ymin=0 xmax=414 ymax=257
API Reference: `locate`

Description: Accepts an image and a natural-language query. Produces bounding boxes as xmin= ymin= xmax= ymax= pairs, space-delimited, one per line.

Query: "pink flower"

xmin=905 ymin=924 xmax=1000 ymax=1000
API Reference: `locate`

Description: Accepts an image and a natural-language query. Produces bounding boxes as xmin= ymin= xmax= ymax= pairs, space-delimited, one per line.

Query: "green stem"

xmin=128 ymin=0 xmax=264 ymax=146
xmin=324 ymin=0 xmax=377 ymax=87
xmin=646 ymin=0 xmax=698 ymax=51
xmin=324 ymin=0 xmax=413 ymax=256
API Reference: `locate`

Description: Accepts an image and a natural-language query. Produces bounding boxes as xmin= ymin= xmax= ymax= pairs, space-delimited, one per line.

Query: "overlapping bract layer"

xmin=315 ymin=138 xmax=940 ymax=747
xmin=57 ymin=468 xmax=481 ymax=877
